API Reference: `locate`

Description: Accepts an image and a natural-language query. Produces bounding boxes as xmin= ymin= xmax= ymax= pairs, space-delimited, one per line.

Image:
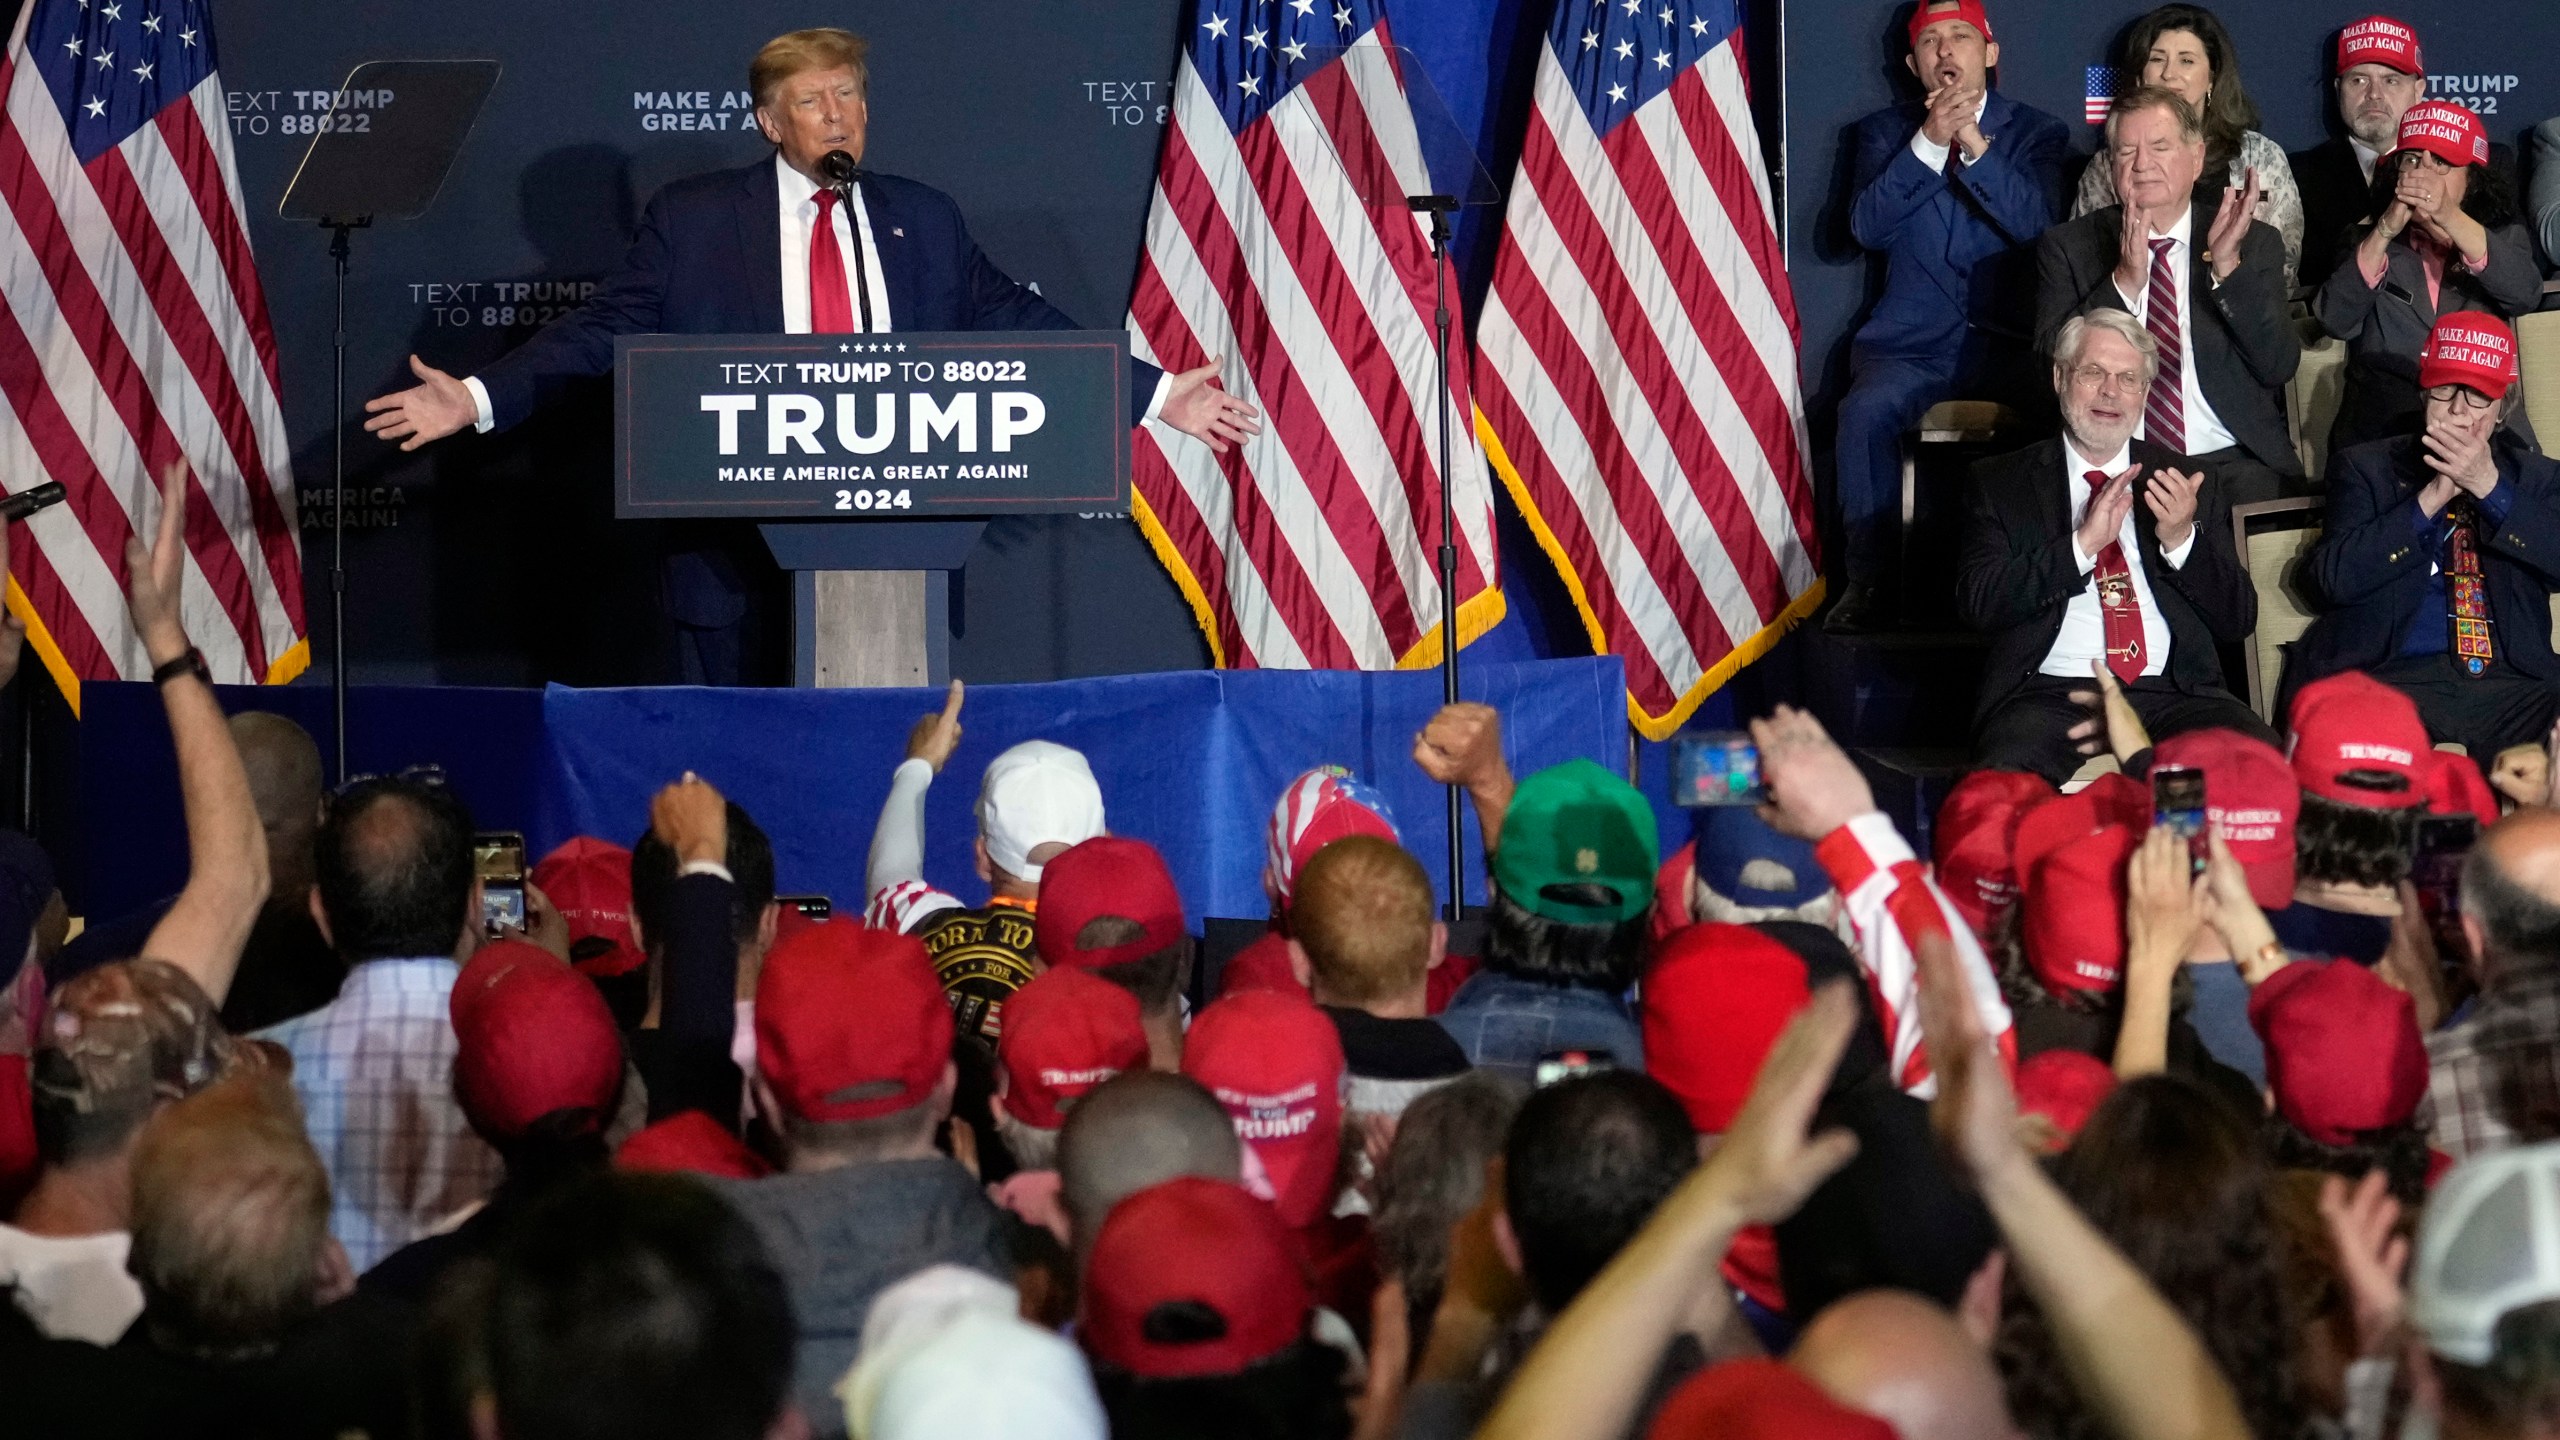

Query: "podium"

xmin=615 ymin=330 xmax=1132 ymax=687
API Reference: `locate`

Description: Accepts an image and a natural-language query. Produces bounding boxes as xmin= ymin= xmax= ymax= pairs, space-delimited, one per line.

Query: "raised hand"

xmin=361 ymin=354 xmax=480 ymax=452
xmin=2205 ymin=169 xmax=2261 ymax=283
xmin=1413 ymin=702 xmax=1509 ymax=796
xmin=1159 ymin=356 xmax=1263 ymax=453
xmin=2076 ymin=466 xmax=2137 ymax=560
xmin=2114 ymin=184 xmax=2152 ymax=299
xmin=2143 ymin=466 xmax=2205 ymax=551
xmin=1751 ymin=703 xmax=1875 ymax=841
xmin=2422 ymin=411 xmax=2501 ymax=500
xmin=126 ymin=460 xmax=191 ymax=667
xmin=2317 ymin=1171 xmax=2408 ymax=1359
xmin=905 ymin=679 xmax=965 ymax=772
xmin=650 ymin=771 xmax=730 ymax=869
xmin=2125 ymin=825 xmax=2205 ymax=975
xmin=1920 ymin=81 xmax=1980 ymax=150
xmin=2490 ymin=737 xmax=2550 ymax=809
xmin=2197 ymin=830 xmax=2282 ymax=980
xmin=2066 ymin=658 xmax=2152 ymax=761
xmin=1697 ymin=983 xmax=1863 ymax=1222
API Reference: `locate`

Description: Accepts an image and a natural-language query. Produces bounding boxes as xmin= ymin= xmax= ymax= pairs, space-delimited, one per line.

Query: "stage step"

xmin=1796 ymin=624 xmax=1987 ymax=750
xmin=1852 ymin=746 xmax=1971 ymax=858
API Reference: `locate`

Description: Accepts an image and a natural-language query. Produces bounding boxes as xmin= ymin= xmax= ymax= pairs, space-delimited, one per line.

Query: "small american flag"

xmin=1474 ymin=0 xmax=1818 ymax=738
xmin=0 ymin=0 xmax=304 ymax=709
xmin=2085 ymin=65 xmax=2122 ymax=125
xmin=1126 ymin=0 xmax=1501 ymax=672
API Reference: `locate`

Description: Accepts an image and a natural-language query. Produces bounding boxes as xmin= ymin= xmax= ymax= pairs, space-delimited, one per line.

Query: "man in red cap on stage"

xmin=2293 ymin=314 xmax=2560 ymax=761
xmin=2294 ymin=17 xmax=2450 ymax=286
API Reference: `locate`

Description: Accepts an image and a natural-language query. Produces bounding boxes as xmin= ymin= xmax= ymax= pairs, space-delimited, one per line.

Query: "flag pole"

xmin=1412 ymin=195 xmax=1463 ymax=921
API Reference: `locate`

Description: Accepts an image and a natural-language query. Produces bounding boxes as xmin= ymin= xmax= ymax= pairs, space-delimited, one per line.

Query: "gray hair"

xmin=2055 ymin=311 xmax=2162 ymax=391
xmin=2106 ymin=84 xmax=2204 ymax=146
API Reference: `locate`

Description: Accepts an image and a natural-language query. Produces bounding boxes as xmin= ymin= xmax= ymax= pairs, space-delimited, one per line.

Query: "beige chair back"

xmin=2232 ymin=497 xmax=2326 ymax=723
xmin=2521 ymin=311 xmax=2560 ymax=444
xmin=2289 ymin=332 xmax=2348 ymax=481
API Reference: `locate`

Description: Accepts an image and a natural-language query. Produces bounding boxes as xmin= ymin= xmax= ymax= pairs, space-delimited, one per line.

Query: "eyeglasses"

xmin=2425 ymin=384 xmax=2499 ymax=412
xmin=330 ymin=763 xmax=449 ymax=798
xmin=2068 ymin=365 xmax=2148 ymax=396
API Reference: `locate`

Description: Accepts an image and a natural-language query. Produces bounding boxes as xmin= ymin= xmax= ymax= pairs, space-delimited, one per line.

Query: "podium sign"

xmin=615 ymin=330 xmax=1132 ymax=519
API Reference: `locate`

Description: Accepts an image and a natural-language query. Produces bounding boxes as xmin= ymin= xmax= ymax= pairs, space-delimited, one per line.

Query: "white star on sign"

xmin=1238 ymin=73 xmax=1260 ymax=95
xmin=177 ymin=28 xmax=195 ymax=45
xmin=1622 ymin=0 xmax=1640 ymax=15
xmin=1653 ymin=49 xmax=1669 ymax=67
xmin=1614 ymin=38 xmax=1633 ymax=59
xmin=94 ymin=50 xmax=113 ymax=68
xmin=133 ymin=61 xmax=152 ymax=79
xmin=1201 ymin=13 xmax=1229 ymax=38
xmin=63 ymin=36 xmax=80 ymax=54
xmin=1244 ymin=26 xmax=1266 ymax=47
xmin=100 ymin=2 xmax=119 ymax=17
xmin=1606 ymin=82 xmax=1628 ymax=102
xmin=1691 ymin=15 xmax=1708 ymax=34
xmin=142 ymin=13 xmax=160 ymax=31
xmin=84 ymin=96 xmax=105 ymax=116
xmin=1659 ymin=6 xmax=1673 ymax=22
xmin=1289 ymin=0 xmax=1314 ymax=16
xmin=839 ymin=343 xmax=849 ymax=353
xmin=1582 ymin=29 xmax=1597 ymax=48
xmin=1282 ymin=37 xmax=1306 ymax=61
xmin=1334 ymin=3 xmax=1353 ymax=24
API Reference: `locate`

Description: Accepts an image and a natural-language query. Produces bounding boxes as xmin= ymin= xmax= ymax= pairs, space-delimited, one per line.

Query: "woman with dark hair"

xmin=1995 ymin=1074 xmax=2308 ymax=1440
xmin=2074 ymin=4 xmax=2303 ymax=278
xmin=2317 ymin=98 xmax=2541 ymax=454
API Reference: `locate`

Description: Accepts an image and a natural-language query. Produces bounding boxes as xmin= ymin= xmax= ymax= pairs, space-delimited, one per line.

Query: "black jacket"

xmin=2034 ymin=190 xmax=2303 ymax=476
xmin=1958 ymin=435 xmax=2257 ymax=722
xmin=2294 ymin=135 xmax=2522 ymax=290
xmin=2289 ymin=432 xmax=2560 ymax=697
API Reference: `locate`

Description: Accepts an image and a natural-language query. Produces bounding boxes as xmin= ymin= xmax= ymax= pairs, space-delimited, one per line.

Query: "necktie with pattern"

xmin=2141 ymin=235 xmax=2185 ymax=452
xmin=810 ymin=189 xmax=855 ymax=334
xmin=2085 ymin=469 xmax=2147 ymax=684
xmin=2447 ymin=498 xmax=2495 ymax=676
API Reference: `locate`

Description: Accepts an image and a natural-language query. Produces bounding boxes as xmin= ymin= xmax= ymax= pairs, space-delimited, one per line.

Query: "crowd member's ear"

xmin=932 ymin=1060 xmax=960 ymax=1120
xmin=314 ymin=1237 xmax=356 ymax=1308
xmin=1491 ymin=1194 xmax=1526 ymax=1279
xmin=307 ymin=886 xmax=334 ymax=949
xmin=2461 ymin=912 xmax=2491 ymax=983
xmin=1287 ymin=938 xmax=1315 ymax=991
xmin=749 ymin=1072 xmax=785 ymax=1133
xmin=973 ymin=834 xmax=994 ymax=886
xmin=1427 ymin=921 xmax=1448 ymax=972
xmin=756 ymin=901 xmax=780 ymax=954
xmin=1959 ymin=1248 xmax=2007 ymax=1348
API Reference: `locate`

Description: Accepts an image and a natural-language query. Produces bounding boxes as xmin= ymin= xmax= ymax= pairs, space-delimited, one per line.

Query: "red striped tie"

xmin=809 ymin=190 xmax=855 ymax=334
xmin=2085 ymin=469 xmax=2147 ymax=684
xmin=2140 ymin=236 xmax=2184 ymax=452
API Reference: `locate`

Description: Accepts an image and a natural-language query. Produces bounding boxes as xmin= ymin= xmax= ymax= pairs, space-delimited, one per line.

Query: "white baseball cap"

xmin=2412 ymin=1141 xmax=2560 ymax=1365
xmin=840 ymin=1265 xmax=1103 ymax=1440
xmin=976 ymin=741 xmax=1105 ymax=883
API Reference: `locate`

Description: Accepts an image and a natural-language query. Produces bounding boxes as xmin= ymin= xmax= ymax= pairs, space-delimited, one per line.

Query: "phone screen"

xmin=2412 ymin=814 xmax=2480 ymax=944
xmin=1533 ymin=1049 xmax=1616 ymax=1087
xmin=1670 ymin=730 xmax=1765 ymax=807
xmin=2152 ymin=765 xmax=2207 ymax=870
xmin=777 ymin=894 xmax=833 ymax=921
xmin=474 ymin=832 xmax=527 ymax=937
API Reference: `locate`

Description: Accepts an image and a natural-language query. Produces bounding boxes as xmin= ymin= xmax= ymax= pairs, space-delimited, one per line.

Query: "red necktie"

xmin=809 ymin=189 xmax=855 ymax=334
xmin=2085 ymin=469 xmax=2147 ymax=684
xmin=2141 ymin=236 xmax=2185 ymax=452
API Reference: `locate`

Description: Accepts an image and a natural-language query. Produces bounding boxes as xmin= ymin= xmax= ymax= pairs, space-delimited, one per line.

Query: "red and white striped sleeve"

xmin=1813 ymin=812 xmax=2016 ymax=1096
xmin=862 ymin=879 xmax=963 ymax=933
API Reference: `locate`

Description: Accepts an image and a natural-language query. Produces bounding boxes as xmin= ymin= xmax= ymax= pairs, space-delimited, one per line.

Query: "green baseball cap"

xmin=1491 ymin=759 xmax=1659 ymax=924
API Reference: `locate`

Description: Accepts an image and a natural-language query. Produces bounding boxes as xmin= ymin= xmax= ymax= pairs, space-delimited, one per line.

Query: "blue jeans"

xmin=1435 ymin=973 xmax=1645 ymax=1083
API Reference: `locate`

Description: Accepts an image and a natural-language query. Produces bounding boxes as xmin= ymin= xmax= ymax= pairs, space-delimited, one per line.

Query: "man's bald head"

xmin=1057 ymin=1069 xmax=1240 ymax=1259
xmin=2464 ymin=809 xmax=2560 ymax=984
xmin=231 ymin=713 xmax=323 ymax=894
xmin=1790 ymin=1290 xmax=2019 ymax=1440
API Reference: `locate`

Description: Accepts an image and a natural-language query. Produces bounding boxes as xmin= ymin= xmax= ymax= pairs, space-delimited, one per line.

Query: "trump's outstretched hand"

xmin=363 ymin=355 xmax=480 ymax=452
xmin=1159 ymin=356 xmax=1264 ymax=453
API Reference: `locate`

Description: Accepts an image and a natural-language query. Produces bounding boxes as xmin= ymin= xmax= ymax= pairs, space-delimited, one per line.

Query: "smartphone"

xmin=2152 ymin=765 xmax=2208 ymax=872
xmin=1670 ymin=729 xmax=1765 ymax=807
xmin=2412 ymin=813 xmax=2480 ymax=928
xmin=1533 ymin=1049 xmax=1617 ymax=1087
xmin=777 ymin=894 xmax=833 ymax=922
xmin=474 ymin=831 xmax=527 ymax=937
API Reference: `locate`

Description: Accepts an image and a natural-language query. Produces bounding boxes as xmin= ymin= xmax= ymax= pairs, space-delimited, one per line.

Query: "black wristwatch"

xmin=150 ymin=648 xmax=210 ymax=688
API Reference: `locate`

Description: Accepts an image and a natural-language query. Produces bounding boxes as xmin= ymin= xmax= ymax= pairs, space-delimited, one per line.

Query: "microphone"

xmin=819 ymin=149 xmax=863 ymax=187
xmin=817 ymin=148 xmax=876 ymax=332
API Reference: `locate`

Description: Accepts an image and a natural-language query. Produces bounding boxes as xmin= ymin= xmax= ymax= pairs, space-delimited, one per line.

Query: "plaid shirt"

xmin=2427 ymin=965 xmax=2560 ymax=1164
xmin=256 ymin=957 xmax=500 ymax=1271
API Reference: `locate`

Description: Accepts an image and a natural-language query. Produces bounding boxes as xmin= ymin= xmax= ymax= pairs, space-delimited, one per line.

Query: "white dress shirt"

xmin=1907 ymin=95 xmax=1990 ymax=171
xmin=2352 ymin=136 xmax=2381 ymax=184
xmin=2040 ymin=437 xmax=2194 ymax=678
xmin=2111 ymin=205 xmax=2238 ymax=456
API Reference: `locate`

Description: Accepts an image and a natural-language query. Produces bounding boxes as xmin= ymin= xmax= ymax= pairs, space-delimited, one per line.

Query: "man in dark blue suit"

xmin=2292 ymin=314 xmax=2560 ymax=761
xmin=365 ymin=28 xmax=1259 ymax=684
xmin=1826 ymin=0 xmax=2068 ymax=634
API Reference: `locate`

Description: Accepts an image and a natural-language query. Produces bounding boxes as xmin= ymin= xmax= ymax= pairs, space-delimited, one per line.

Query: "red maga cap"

xmin=753 ymin=922 xmax=952 ymax=1124
xmin=2155 ymin=729 xmax=2300 ymax=910
xmin=2336 ymin=16 xmax=2422 ymax=76
xmin=2288 ymin=672 xmax=2430 ymax=810
xmin=2014 ymin=1050 xmax=2118 ymax=1145
xmin=1035 ymin=836 xmax=1187 ymax=971
xmin=450 ymin=939 xmax=625 ymax=1142
xmin=615 ymin=1110 xmax=772 ymax=1181
xmin=1081 ymin=1177 xmax=1313 ymax=1379
xmin=2395 ymin=99 xmax=2489 ymax=169
xmin=1647 ymin=1358 xmax=1899 ymax=1440
xmin=1906 ymin=0 xmax=1994 ymax=48
xmin=1641 ymin=923 xmax=1810 ymax=1134
xmin=2419 ymin=312 xmax=2521 ymax=397
xmin=1181 ymin=988 xmax=1345 ymax=1227
xmin=530 ymin=837 xmax=644 ymax=979
xmin=2421 ymin=749 xmax=2501 ymax=827
xmin=2022 ymin=824 xmax=2140 ymax=999
xmin=1932 ymin=770 xmax=2058 ymax=942
xmin=2250 ymin=959 xmax=2428 ymax=1145
xmin=997 ymin=965 xmax=1150 ymax=1131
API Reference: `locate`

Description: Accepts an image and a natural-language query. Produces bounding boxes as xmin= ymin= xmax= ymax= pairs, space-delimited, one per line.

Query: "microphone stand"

xmin=821 ymin=151 xmax=874 ymax=333
xmin=1409 ymin=194 xmax=1462 ymax=920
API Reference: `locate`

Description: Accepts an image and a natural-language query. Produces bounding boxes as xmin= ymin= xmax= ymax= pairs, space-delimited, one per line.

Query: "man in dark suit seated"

xmin=2036 ymin=87 xmax=2302 ymax=508
xmin=1823 ymin=0 xmax=2068 ymax=634
xmin=1959 ymin=311 xmax=2270 ymax=782
xmin=362 ymin=28 xmax=1259 ymax=684
xmin=2292 ymin=315 xmax=2560 ymax=761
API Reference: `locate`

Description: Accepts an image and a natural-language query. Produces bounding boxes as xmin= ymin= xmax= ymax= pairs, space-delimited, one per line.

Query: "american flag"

xmin=0 ymin=0 xmax=303 ymax=710
xmin=1475 ymin=0 xmax=1817 ymax=739
xmin=1126 ymin=0 xmax=1501 ymax=672
xmin=2084 ymin=65 xmax=2122 ymax=125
